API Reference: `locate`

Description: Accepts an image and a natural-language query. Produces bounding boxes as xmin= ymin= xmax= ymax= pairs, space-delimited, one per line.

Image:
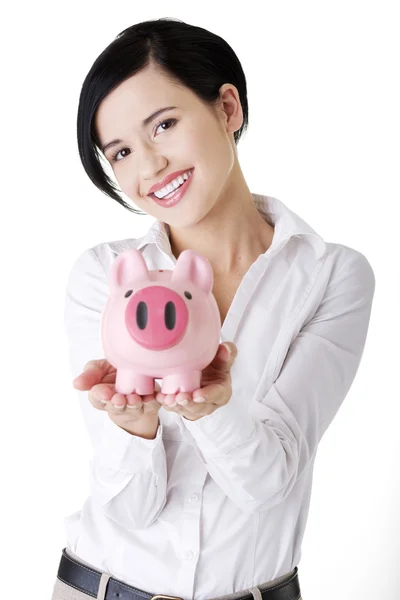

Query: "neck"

xmin=168 ymin=168 xmax=274 ymax=276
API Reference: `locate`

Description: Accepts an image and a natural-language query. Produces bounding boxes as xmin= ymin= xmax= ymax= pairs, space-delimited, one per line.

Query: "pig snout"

xmin=125 ymin=285 xmax=189 ymax=350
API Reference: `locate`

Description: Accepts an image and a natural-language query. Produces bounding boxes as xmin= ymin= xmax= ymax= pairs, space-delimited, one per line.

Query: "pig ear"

xmin=110 ymin=249 xmax=150 ymax=292
xmin=171 ymin=249 xmax=214 ymax=295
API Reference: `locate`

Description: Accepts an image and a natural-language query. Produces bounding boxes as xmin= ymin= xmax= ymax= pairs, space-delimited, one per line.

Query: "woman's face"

xmin=94 ymin=63 xmax=242 ymax=228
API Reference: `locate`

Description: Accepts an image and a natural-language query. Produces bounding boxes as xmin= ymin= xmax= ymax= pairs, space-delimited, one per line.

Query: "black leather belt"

xmin=57 ymin=547 xmax=301 ymax=600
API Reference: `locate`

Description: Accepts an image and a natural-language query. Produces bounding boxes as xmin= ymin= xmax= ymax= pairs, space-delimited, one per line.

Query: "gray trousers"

xmin=51 ymin=548 xmax=302 ymax=600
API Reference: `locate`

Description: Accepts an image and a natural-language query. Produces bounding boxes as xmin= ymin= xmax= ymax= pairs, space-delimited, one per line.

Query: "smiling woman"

xmin=76 ymin=17 xmax=249 ymax=218
xmin=52 ymin=14 xmax=375 ymax=600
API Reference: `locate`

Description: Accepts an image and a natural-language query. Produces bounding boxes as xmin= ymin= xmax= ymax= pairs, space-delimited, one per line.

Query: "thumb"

xmin=73 ymin=360 xmax=106 ymax=390
xmin=216 ymin=342 xmax=237 ymax=362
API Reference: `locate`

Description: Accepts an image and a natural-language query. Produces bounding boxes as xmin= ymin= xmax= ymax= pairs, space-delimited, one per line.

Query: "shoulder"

xmin=305 ymin=242 xmax=376 ymax=315
xmin=323 ymin=241 xmax=375 ymax=288
xmin=286 ymin=232 xmax=375 ymax=297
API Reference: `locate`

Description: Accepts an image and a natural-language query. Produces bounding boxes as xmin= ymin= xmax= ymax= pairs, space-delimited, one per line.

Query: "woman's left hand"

xmin=156 ymin=342 xmax=238 ymax=421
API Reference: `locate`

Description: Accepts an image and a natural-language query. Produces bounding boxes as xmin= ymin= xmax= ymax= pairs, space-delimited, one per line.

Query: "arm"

xmin=64 ymin=248 xmax=168 ymax=529
xmin=182 ymin=250 xmax=376 ymax=513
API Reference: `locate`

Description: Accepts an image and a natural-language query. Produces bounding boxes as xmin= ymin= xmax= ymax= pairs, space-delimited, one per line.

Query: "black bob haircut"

xmin=77 ymin=17 xmax=249 ymax=215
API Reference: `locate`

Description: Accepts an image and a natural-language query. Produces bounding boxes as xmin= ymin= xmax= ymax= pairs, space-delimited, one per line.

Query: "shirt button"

xmin=184 ymin=550 xmax=195 ymax=561
xmin=189 ymin=494 xmax=198 ymax=503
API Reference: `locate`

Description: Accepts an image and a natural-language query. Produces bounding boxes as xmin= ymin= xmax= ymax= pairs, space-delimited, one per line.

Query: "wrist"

xmin=111 ymin=414 xmax=160 ymax=440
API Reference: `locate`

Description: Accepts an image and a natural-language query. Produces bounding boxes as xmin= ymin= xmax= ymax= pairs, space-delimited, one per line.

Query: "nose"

xmin=139 ymin=144 xmax=167 ymax=181
xmin=125 ymin=286 xmax=189 ymax=350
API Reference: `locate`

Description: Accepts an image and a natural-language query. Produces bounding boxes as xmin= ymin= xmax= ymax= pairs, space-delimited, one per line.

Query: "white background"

xmin=1 ymin=2 xmax=398 ymax=599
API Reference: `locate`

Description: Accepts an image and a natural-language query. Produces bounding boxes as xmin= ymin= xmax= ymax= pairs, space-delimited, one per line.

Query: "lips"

xmin=151 ymin=168 xmax=194 ymax=208
xmin=147 ymin=168 xmax=194 ymax=196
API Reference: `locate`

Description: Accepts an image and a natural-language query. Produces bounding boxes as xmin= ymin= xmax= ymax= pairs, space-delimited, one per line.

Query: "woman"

xmin=52 ymin=18 xmax=375 ymax=600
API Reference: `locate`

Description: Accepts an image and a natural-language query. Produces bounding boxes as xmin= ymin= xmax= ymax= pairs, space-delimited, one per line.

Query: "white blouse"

xmin=63 ymin=194 xmax=375 ymax=600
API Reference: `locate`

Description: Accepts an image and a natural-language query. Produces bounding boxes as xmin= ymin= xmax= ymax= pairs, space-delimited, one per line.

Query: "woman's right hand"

xmin=73 ymin=359 xmax=162 ymax=425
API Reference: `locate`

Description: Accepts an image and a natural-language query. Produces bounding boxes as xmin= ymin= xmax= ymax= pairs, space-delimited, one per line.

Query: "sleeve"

xmin=182 ymin=250 xmax=376 ymax=514
xmin=64 ymin=248 xmax=168 ymax=530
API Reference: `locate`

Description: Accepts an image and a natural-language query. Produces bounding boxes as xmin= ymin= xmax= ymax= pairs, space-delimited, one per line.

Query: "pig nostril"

xmin=165 ymin=301 xmax=176 ymax=330
xmin=136 ymin=301 xmax=148 ymax=330
xmin=184 ymin=291 xmax=192 ymax=299
xmin=125 ymin=290 xmax=133 ymax=298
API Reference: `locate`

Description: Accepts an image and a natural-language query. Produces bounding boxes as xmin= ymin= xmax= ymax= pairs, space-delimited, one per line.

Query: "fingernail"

xmin=222 ymin=344 xmax=232 ymax=356
xmin=193 ymin=397 xmax=206 ymax=403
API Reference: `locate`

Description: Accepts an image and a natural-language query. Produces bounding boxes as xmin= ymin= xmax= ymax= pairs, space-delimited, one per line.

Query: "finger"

xmin=212 ymin=343 xmax=238 ymax=372
xmin=126 ymin=393 xmax=143 ymax=408
xmin=111 ymin=393 xmax=126 ymax=408
xmin=156 ymin=392 xmax=166 ymax=404
xmin=87 ymin=392 xmax=108 ymax=411
xmin=142 ymin=399 xmax=162 ymax=414
xmin=175 ymin=392 xmax=191 ymax=406
xmin=104 ymin=393 xmax=126 ymax=412
xmin=164 ymin=394 xmax=177 ymax=407
xmin=89 ymin=383 xmax=115 ymax=403
xmin=107 ymin=403 xmax=126 ymax=414
xmin=164 ymin=392 xmax=191 ymax=407
xmin=192 ymin=382 xmax=230 ymax=406
xmin=141 ymin=392 xmax=159 ymax=406
xmin=73 ymin=360 xmax=107 ymax=390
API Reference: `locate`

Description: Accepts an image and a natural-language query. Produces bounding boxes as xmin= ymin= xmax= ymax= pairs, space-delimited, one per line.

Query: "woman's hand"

xmin=155 ymin=342 xmax=238 ymax=421
xmin=72 ymin=360 xmax=162 ymax=428
xmin=72 ymin=341 xmax=237 ymax=427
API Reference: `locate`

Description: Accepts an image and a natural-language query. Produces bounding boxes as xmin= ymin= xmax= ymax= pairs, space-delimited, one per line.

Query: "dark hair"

xmin=77 ymin=17 xmax=249 ymax=215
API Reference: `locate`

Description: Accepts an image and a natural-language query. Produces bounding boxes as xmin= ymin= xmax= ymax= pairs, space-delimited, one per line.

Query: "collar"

xmin=106 ymin=194 xmax=327 ymax=260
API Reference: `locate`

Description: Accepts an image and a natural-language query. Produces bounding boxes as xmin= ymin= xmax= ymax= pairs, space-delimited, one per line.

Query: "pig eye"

xmin=184 ymin=291 xmax=192 ymax=300
xmin=125 ymin=290 xmax=133 ymax=298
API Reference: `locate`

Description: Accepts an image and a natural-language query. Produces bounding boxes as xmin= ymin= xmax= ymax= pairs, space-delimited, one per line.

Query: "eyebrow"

xmin=101 ymin=106 xmax=177 ymax=154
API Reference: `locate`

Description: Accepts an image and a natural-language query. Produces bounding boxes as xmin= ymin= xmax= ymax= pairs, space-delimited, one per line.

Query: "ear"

xmin=109 ymin=249 xmax=150 ymax=293
xmin=171 ymin=249 xmax=214 ymax=295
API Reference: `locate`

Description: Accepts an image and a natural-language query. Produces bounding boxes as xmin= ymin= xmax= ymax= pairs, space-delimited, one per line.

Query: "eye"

xmin=184 ymin=291 xmax=192 ymax=299
xmin=154 ymin=118 xmax=176 ymax=136
xmin=110 ymin=119 xmax=177 ymax=163
xmin=111 ymin=147 xmax=131 ymax=163
xmin=125 ymin=290 xmax=133 ymax=298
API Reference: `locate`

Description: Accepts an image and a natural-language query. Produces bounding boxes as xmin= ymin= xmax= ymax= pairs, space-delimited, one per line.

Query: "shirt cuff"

xmin=181 ymin=399 xmax=255 ymax=456
xmin=95 ymin=414 xmax=164 ymax=472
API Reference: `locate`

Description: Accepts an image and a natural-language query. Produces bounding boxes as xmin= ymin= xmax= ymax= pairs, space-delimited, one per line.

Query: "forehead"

xmin=94 ymin=67 xmax=192 ymax=137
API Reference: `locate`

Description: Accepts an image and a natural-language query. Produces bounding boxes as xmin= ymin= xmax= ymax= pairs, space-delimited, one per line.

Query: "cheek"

xmin=114 ymin=167 xmax=139 ymax=199
xmin=198 ymin=134 xmax=234 ymax=184
xmin=174 ymin=129 xmax=201 ymax=161
xmin=178 ymin=120 xmax=219 ymax=159
xmin=194 ymin=124 xmax=231 ymax=165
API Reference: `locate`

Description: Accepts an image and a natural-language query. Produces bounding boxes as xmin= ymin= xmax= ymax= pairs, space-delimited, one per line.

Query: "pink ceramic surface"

xmin=100 ymin=248 xmax=221 ymax=395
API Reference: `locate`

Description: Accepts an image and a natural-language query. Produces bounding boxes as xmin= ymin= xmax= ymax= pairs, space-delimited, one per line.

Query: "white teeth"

xmin=154 ymin=170 xmax=193 ymax=199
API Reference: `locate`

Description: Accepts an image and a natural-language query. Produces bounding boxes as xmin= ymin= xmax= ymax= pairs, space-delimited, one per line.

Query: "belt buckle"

xmin=150 ymin=596 xmax=184 ymax=600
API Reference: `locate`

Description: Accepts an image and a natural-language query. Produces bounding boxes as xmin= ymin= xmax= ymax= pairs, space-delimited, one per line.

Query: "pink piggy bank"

xmin=100 ymin=248 xmax=221 ymax=396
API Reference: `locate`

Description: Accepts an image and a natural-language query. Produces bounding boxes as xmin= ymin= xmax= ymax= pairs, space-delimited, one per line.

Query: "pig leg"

xmin=116 ymin=369 xmax=154 ymax=396
xmin=133 ymin=374 xmax=156 ymax=395
xmin=161 ymin=370 xmax=202 ymax=394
